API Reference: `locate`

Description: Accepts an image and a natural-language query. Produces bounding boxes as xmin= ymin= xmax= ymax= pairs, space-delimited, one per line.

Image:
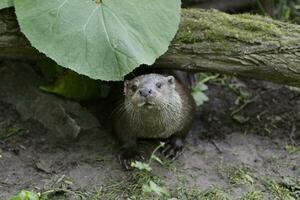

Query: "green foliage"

xmin=267 ymin=180 xmax=297 ymax=200
xmin=285 ymin=144 xmax=298 ymax=155
xmin=40 ymin=70 xmax=110 ymax=101
xmin=130 ymin=142 xmax=169 ymax=198
xmin=257 ymin=0 xmax=300 ymax=23
xmin=273 ymin=0 xmax=292 ymax=21
xmin=240 ymin=190 xmax=264 ymax=200
xmin=217 ymin=75 xmax=252 ymax=124
xmin=201 ymin=187 xmax=230 ymax=200
xmin=131 ymin=161 xmax=152 ymax=172
xmin=228 ymin=167 xmax=254 ymax=185
xmin=38 ymin=59 xmax=65 ymax=81
xmin=142 ymin=180 xmax=169 ymax=196
xmin=90 ymin=143 xmax=168 ymax=199
xmin=261 ymin=176 xmax=300 ymax=200
xmin=191 ymin=73 xmax=218 ymax=106
xmin=9 ymin=190 xmax=40 ymax=200
xmin=38 ymin=60 xmax=110 ymax=101
xmin=13 ymin=0 xmax=181 ymax=81
xmin=173 ymin=185 xmax=230 ymax=200
xmin=279 ymin=177 xmax=300 ymax=199
xmin=0 ymin=0 xmax=13 ymax=9
xmin=192 ymin=83 xmax=209 ymax=106
xmin=0 ymin=124 xmax=24 ymax=140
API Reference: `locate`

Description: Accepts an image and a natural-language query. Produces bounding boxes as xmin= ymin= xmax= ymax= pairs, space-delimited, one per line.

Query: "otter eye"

xmin=131 ymin=85 xmax=138 ymax=91
xmin=156 ymin=82 xmax=162 ymax=88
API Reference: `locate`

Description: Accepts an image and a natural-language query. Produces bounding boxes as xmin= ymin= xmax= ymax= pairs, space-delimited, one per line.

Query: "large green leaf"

xmin=0 ymin=0 xmax=13 ymax=9
xmin=13 ymin=0 xmax=181 ymax=81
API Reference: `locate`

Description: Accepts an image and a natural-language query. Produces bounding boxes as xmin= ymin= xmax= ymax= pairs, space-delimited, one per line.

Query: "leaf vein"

xmin=100 ymin=4 xmax=122 ymax=77
xmin=83 ymin=6 xmax=100 ymax=74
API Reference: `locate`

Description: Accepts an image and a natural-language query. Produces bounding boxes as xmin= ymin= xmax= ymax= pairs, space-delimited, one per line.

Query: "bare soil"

xmin=0 ymin=74 xmax=299 ymax=199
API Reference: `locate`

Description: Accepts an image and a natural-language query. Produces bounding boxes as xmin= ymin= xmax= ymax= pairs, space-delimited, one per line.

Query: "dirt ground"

xmin=0 ymin=71 xmax=299 ymax=199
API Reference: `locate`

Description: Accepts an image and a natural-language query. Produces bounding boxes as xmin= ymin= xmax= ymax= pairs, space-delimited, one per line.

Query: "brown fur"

xmin=112 ymin=73 xmax=196 ymax=169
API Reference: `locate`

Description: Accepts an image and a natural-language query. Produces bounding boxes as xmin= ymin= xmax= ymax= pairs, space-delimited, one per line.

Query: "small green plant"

xmin=142 ymin=180 xmax=169 ymax=197
xmin=191 ymin=73 xmax=219 ymax=106
xmin=131 ymin=142 xmax=169 ymax=197
xmin=201 ymin=186 xmax=230 ymax=200
xmin=172 ymin=185 xmax=230 ymax=200
xmin=0 ymin=124 xmax=24 ymax=140
xmin=261 ymin=177 xmax=300 ymax=200
xmin=9 ymin=190 xmax=40 ymax=200
xmin=216 ymin=75 xmax=253 ymax=124
xmin=231 ymin=89 xmax=252 ymax=123
xmin=268 ymin=180 xmax=296 ymax=200
xmin=285 ymin=144 xmax=298 ymax=155
xmin=240 ymin=190 xmax=264 ymax=200
xmin=90 ymin=142 xmax=169 ymax=199
xmin=9 ymin=175 xmax=88 ymax=200
xmin=228 ymin=167 xmax=254 ymax=186
xmin=279 ymin=177 xmax=300 ymax=199
xmin=256 ymin=0 xmax=291 ymax=21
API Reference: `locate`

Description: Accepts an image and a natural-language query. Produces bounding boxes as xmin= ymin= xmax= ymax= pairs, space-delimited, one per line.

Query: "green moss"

xmin=175 ymin=20 xmax=202 ymax=43
xmin=174 ymin=9 xmax=300 ymax=51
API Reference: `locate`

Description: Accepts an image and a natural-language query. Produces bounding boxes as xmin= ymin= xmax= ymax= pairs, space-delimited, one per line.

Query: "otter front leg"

xmin=161 ymin=134 xmax=186 ymax=160
xmin=118 ymin=140 xmax=143 ymax=170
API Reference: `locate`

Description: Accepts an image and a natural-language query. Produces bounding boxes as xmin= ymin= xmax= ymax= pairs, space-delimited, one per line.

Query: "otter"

xmin=112 ymin=73 xmax=196 ymax=170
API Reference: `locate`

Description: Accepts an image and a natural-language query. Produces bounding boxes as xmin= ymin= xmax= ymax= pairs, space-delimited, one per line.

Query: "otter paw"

xmin=161 ymin=138 xmax=184 ymax=160
xmin=118 ymin=150 xmax=144 ymax=170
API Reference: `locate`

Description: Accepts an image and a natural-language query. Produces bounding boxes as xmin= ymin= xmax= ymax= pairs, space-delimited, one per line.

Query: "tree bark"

xmin=1 ymin=8 xmax=300 ymax=86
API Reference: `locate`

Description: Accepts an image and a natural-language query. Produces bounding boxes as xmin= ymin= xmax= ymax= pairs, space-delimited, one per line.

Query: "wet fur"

xmin=113 ymin=73 xmax=196 ymax=145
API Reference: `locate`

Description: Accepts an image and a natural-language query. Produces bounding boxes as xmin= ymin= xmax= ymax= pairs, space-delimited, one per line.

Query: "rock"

xmin=0 ymin=62 xmax=101 ymax=138
xmin=35 ymin=159 xmax=52 ymax=174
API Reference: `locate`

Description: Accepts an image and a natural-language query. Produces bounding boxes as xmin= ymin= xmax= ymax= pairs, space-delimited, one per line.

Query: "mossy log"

xmin=1 ymin=8 xmax=300 ymax=86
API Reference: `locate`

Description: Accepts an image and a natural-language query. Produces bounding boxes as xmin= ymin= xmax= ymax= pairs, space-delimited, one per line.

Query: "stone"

xmin=0 ymin=62 xmax=101 ymax=138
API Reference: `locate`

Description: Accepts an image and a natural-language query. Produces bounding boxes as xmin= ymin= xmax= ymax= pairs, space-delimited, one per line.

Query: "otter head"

xmin=124 ymin=74 xmax=177 ymax=109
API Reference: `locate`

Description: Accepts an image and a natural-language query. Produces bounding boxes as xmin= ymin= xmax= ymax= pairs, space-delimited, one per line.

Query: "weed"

xmin=240 ymin=190 xmax=264 ymax=200
xmin=192 ymin=73 xmax=219 ymax=106
xmin=215 ymin=75 xmax=253 ymax=124
xmin=9 ymin=190 xmax=40 ymax=200
xmin=89 ymin=142 xmax=169 ymax=199
xmin=0 ymin=124 xmax=24 ymax=140
xmin=171 ymin=185 xmax=230 ymax=200
xmin=228 ymin=167 xmax=254 ymax=186
xmin=285 ymin=144 xmax=298 ymax=155
xmin=264 ymin=177 xmax=300 ymax=200
xmin=201 ymin=186 xmax=230 ymax=200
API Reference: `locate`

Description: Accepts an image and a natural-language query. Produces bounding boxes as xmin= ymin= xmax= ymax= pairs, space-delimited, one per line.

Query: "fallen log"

xmin=1 ymin=8 xmax=300 ymax=86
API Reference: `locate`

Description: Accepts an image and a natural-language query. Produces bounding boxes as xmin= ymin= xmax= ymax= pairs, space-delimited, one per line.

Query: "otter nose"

xmin=139 ymin=88 xmax=152 ymax=97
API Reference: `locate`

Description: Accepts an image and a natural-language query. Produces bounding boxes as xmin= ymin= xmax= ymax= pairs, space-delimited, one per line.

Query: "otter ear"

xmin=167 ymin=76 xmax=175 ymax=85
xmin=124 ymin=80 xmax=130 ymax=94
